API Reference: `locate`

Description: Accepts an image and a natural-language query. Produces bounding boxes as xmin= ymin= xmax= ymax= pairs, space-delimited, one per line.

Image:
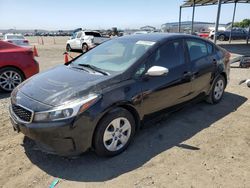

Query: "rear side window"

xmin=207 ymin=43 xmax=213 ymax=54
xmin=148 ymin=40 xmax=184 ymax=69
xmin=186 ymin=39 xmax=208 ymax=61
xmin=76 ymin=32 xmax=82 ymax=38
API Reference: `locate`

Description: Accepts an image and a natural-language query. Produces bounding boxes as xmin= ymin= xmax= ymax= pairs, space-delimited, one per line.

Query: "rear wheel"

xmin=93 ymin=108 xmax=135 ymax=157
xmin=82 ymin=44 xmax=88 ymax=53
xmin=206 ymin=75 xmax=225 ymax=104
xmin=0 ymin=67 xmax=24 ymax=92
xmin=218 ymin=34 xmax=226 ymax=41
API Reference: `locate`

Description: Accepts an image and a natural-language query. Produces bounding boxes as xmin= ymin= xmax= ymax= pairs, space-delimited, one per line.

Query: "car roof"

xmin=119 ymin=33 xmax=199 ymax=43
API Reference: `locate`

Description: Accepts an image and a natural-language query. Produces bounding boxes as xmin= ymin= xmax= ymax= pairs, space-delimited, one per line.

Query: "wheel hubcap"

xmin=214 ymin=79 xmax=224 ymax=100
xmin=103 ymin=117 xmax=131 ymax=151
xmin=0 ymin=71 xmax=22 ymax=91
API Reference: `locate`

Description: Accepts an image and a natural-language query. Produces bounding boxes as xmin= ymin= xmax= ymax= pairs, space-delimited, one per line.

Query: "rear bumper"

xmin=24 ymin=59 xmax=39 ymax=79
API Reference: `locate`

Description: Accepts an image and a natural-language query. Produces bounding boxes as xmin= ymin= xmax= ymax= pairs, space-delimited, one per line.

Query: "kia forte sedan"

xmin=9 ymin=34 xmax=230 ymax=157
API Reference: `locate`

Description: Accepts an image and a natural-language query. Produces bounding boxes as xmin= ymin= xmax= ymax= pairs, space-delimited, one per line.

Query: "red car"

xmin=198 ymin=32 xmax=209 ymax=38
xmin=0 ymin=41 xmax=39 ymax=92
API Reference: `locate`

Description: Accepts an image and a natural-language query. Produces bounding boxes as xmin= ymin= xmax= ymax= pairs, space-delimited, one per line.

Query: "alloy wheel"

xmin=0 ymin=70 xmax=22 ymax=91
xmin=214 ymin=79 xmax=224 ymax=100
xmin=103 ymin=117 xmax=132 ymax=152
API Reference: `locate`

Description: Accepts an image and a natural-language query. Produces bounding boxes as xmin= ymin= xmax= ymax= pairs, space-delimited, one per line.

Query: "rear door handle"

xmin=183 ymin=71 xmax=192 ymax=77
xmin=212 ymin=59 xmax=217 ymax=65
xmin=183 ymin=71 xmax=193 ymax=81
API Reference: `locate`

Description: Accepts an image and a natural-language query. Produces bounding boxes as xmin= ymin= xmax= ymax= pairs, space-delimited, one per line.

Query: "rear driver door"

xmin=185 ymin=39 xmax=215 ymax=97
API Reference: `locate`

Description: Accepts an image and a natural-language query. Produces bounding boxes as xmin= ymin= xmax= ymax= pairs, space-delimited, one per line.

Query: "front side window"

xmin=147 ymin=40 xmax=184 ymax=69
xmin=186 ymin=39 xmax=208 ymax=61
xmin=71 ymin=39 xmax=155 ymax=73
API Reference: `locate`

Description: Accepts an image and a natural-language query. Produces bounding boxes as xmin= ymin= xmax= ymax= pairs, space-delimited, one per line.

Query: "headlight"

xmin=33 ymin=93 xmax=100 ymax=122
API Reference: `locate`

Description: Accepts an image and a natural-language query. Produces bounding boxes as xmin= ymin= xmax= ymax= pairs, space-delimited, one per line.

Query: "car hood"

xmin=17 ymin=65 xmax=117 ymax=106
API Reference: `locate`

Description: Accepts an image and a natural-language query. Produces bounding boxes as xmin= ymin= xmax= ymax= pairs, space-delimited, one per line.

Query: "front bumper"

xmin=9 ymin=110 xmax=95 ymax=156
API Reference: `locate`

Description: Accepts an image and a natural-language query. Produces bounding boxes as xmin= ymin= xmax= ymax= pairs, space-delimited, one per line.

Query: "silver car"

xmin=3 ymin=33 xmax=30 ymax=47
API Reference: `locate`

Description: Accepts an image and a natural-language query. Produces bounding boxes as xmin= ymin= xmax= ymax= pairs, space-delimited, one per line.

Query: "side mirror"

xmin=145 ymin=66 xmax=169 ymax=76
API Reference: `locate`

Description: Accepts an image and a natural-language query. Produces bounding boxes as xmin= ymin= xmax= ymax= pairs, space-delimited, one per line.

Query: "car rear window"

xmin=6 ymin=35 xmax=25 ymax=40
xmin=85 ymin=32 xmax=101 ymax=37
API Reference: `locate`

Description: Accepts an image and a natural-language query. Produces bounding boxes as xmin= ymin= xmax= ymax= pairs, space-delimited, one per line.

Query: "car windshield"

xmin=71 ymin=38 xmax=155 ymax=73
xmin=6 ymin=35 xmax=25 ymax=40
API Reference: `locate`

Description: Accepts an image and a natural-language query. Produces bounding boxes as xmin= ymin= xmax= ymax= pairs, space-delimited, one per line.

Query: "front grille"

xmin=12 ymin=104 xmax=33 ymax=123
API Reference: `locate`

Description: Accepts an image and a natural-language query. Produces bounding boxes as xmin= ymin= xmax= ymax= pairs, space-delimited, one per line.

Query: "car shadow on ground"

xmin=0 ymin=92 xmax=10 ymax=100
xmin=23 ymin=92 xmax=247 ymax=182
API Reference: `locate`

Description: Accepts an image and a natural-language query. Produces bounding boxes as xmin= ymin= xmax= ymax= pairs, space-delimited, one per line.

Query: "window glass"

xmin=147 ymin=40 xmax=184 ymax=69
xmin=71 ymin=33 xmax=77 ymax=39
xmin=6 ymin=35 xmax=25 ymax=40
xmin=187 ymin=39 xmax=208 ymax=61
xmin=207 ymin=43 xmax=213 ymax=54
xmin=71 ymin=39 xmax=154 ymax=73
xmin=85 ymin=32 xmax=101 ymax=37
xmin=76 ymin=32 xmax=82 ymax=38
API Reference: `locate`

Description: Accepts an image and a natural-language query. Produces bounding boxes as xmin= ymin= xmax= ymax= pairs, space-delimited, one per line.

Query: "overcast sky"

xmin=0 ymin=0 xmax=249 ymax=30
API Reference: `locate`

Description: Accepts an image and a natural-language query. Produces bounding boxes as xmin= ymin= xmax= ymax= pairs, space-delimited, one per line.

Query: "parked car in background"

xmin=3 ymin=33 xmax=30 ymax=47
xmin=0 ymin=41 xmax=39 ymax=92
xmin=211 ymin=28 xmax=250 ymax=41
xmin=133 ymin=31 xmax=149 ymax=34
xmin=197 ymin=31 xmax=209 ymax=38
xmin=9 ymin=34 xmax=230 ymax=157
xmin=66 ymin=31 xmax=110 ymax=53
xmin=240 ymin=56 xmax=250 ymax=68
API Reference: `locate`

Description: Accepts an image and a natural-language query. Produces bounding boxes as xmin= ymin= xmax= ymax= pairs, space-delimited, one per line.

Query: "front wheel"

xmin=93 ymin=108 xmax=136 ymax=157
xmin=206 ymin=75 xmax=226 ymax=104
xmin=66 ymin=44 xmax=71 ymax=52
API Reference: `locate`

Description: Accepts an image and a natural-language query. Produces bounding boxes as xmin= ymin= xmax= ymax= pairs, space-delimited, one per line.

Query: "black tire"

xmin=66 ymin=44 xmax=71 ymax=52
xmin=93 ymin=107 xmax=136 ymax=157
xmin=206 ymin=75 xmax=226 ymax=104
xmin=0 ymin=67 xmax=24 ymax=92
xmin=82 ymin=43 xmax=88 ymax=53
xmin=218 ymin=34 xmax=226 ymax=41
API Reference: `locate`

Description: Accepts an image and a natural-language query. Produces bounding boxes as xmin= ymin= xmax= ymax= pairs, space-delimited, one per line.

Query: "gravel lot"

xmin=0 ymin=37 xmax=250 ymax=188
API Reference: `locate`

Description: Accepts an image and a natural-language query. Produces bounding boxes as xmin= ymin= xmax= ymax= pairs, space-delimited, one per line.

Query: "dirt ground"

xmin=0 ymin=37 xmax=250 ymax=188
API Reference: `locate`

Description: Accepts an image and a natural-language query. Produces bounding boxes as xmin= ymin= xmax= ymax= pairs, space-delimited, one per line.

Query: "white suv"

xmin=66 ymin=31 xmax=109 ymax=53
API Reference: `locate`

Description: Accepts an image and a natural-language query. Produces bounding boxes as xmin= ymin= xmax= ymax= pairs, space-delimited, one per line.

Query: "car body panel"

xmin=9 ymin=33 xmax=230 ymax=156
xmin=0 ymin=41 xmax=39 ymax=79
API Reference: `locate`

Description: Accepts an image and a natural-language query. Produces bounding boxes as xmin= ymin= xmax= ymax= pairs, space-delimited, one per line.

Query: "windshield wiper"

xmin=78 ymin=64 xmax=109 ymax=76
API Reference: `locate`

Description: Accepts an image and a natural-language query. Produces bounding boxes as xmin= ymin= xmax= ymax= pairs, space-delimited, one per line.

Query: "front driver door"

xmin=137 ymin=39 xmax=193 ymax=115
